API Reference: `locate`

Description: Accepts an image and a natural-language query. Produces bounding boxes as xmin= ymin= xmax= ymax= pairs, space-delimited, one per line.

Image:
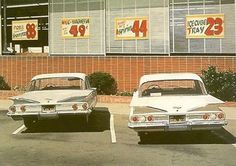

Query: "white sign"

xmin=12 ymin=20 xmax=38 ymax=41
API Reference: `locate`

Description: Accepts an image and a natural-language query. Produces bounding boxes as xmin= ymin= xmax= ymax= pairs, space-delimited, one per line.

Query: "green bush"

xmin=88 ymin=72 xmax=117 ymax=95
xmin=0 ymin=76 xmax=11 ymax=90
xmin=201 ymin=66 xmax=236 ymax=101
xmin=116 ymin=91 xmax=133 ymax=96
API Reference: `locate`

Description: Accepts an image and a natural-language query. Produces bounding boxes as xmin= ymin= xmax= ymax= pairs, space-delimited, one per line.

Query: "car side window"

xmin=85 ymin=77 xmax=91 ymax=89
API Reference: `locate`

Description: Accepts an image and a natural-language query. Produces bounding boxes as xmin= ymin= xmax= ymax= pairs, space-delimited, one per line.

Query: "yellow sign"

xmin=115 ymin=17 xmax=148 ymax=40
xmin=62 ymin=18 xmax=90 ymax=38
xmin=12 ymin=20 xmax=38 ymax=41
xmin=186 ymin=14 xmax=224 ymax=38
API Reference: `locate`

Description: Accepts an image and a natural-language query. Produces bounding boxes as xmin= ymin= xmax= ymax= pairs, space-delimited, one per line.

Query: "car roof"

xmin=140 ymin=73 xmax=203 ymax=85
xmin=31 ymin=73 xmax=87 ymax=81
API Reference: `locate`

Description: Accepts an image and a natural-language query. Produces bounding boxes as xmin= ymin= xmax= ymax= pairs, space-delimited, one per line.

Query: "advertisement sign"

xmin=115 ymin=17 xmax=148 ymax=40
xmin=12 ymin=20 xmax=38 ymax=41
xmin=186 ymin=14 xmax=224 ymax=38
xmin=62 ymin=17 xmax=90 ymax=38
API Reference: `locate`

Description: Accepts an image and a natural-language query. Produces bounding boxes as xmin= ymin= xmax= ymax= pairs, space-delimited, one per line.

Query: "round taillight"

xmin=20 ymin=106 xmax=26 ymax=112
xmin=132 ymin=116 xmax=139 ymax=122
xmin=218 ymin=113 xmax=224 ymax=119
xmin=9 ymin=106 xmax=16 ymax=113
xmin=82 ymin=103 xmax=88 ymax=110
xmin=147 ymin=115 xmax=154 ymax=122
xmin=20 ymin=105 xmax=26 ymax=112
xmin=72 ymin=104 xmax=78 ymax=111
xmin=203 ymin=114 xmax=209 ymax=120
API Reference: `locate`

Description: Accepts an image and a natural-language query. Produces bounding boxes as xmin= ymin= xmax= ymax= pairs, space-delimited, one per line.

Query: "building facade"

xmin=0 ymin=0 xmax=236 ymax=92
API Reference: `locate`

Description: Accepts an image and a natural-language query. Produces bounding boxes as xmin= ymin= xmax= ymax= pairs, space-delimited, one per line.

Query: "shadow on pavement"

xmin=138 ymin=129 xmax=236 ymax=145
xmin=22 ymin=107 xmax=110 ymax=133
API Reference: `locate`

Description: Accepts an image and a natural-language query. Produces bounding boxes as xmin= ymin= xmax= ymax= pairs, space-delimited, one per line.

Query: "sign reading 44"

xmin=115 ymin=17 xmax=148 ymax=40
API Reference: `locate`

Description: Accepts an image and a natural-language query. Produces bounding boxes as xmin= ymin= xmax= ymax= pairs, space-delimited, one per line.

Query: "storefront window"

xmin=49 ymin=0 xmax=105 ymax=55
xmin=106 ymin=0 xmax=169 ymax=54
xmin=170 ymin=0 xmax=235 ymax=54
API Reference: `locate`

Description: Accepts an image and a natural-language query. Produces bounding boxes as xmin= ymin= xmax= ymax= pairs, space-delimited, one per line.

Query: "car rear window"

xmin=140 ymin=79 xmax=206 ymax=97
xmin=28 ymin=77 xmax=84 ymax=91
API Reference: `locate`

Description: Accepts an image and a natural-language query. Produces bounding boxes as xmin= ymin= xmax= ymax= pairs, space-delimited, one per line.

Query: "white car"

xmin=7 ymin=73 xmax=97 ymax=128
xmin=128 ymin=73 xmax=227 ymax=140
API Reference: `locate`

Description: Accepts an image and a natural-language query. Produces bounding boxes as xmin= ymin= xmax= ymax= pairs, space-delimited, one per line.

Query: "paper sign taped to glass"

xmin=186 ymin=14 xmax=224 ymax=39
xmin=115 ymin=17 xmax=149 ymax=40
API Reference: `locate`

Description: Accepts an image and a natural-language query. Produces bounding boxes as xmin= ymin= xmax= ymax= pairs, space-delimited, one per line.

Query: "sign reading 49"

xmin=186 ymin=14 xmax=224 ymax=39
xmin=62 ymin=18 xmax=90 ymax=38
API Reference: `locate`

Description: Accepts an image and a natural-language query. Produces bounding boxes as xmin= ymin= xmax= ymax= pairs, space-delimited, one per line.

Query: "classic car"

xmin=128 ymin=73 xmax=227 ymax=140
xmin=7 ymin=73 xmax=97 ymax=128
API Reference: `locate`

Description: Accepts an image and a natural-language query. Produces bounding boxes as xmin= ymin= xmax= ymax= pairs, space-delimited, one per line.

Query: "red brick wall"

xmin=0 ymin=55 xmax=235 ymax=92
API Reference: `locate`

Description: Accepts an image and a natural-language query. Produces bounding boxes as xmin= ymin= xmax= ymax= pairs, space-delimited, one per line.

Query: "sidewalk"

xmin=0 ymin=100 xmax=12 ymax=111
xmin=0 ymin=100 xmax=235 ymax=119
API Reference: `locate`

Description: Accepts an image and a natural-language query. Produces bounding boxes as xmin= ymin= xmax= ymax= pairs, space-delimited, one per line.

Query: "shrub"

xmin=88 ymin=72 xmax=117 ymax=95
xmin=201 ymin=66 xmax=236 ymax=101
xmin=0 ymin=76 xmax=11 ymax=90
xmin=116 ymin=91 xmax=133 ymax=96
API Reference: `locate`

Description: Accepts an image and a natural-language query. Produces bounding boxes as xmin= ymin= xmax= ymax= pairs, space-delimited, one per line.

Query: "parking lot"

xmin=0 ymin=102 xmax=236 ymax=166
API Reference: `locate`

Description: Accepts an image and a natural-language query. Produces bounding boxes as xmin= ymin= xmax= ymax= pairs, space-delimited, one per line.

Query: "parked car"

xmin=7 ymin=73 xmax=97 ymax=128
xmin=128 ymin=73 xmax=227 ymax=141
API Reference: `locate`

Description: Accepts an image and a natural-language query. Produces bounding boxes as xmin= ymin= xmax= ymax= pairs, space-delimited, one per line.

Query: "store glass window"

xmin=170 ymin=0 xmax=235 ymax=54
xmin=106 ymin=0 xmax=169 ymax=54
xmin=49 ymin=0 xmax=105 ymax=55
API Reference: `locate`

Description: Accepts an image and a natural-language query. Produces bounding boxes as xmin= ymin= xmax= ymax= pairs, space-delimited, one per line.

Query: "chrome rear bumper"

xmin=7 ymin=110 xmax=92 ymax=121
xmin=128 ymin=120 xmax=228 ymax=132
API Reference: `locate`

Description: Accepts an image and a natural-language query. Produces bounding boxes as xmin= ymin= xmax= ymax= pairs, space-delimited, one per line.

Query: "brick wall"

xmin=0 ymin=54 xmax=235 ymax=92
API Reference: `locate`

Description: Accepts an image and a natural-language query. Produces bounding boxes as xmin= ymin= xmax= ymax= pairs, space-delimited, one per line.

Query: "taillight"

xmin=131 ymin=115 xmax=145 ymax=122
xmin=218 ymin=113 xmax=224 ymax=119
xmin=82 ymin=103 xmax=88 ymax=110
xmin=9 ymin=106 xmax=16 ymax=113
xmin=20 ymin=106 xmax=26 ymax=112
xmin=203 ymin=114 xmax=209 ymax=120
xmin=147 ymin=115 xmax=154 ymax=122
xmin=132 ymin=116 xmax=139 ymax=122
xmin=72 ymin=104 xmax=78 ymax=111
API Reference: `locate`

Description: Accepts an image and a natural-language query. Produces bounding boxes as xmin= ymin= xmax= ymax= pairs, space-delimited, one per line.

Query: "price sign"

xmin=12 ymin=20 xmax=38 ymax=41
xmin=62 ymin=18 xmax=89 ymax=38
xmin=115 ymin=17 xmax=148 ymax=40
xmin=186 ymin=14 xmax=224 ymax=38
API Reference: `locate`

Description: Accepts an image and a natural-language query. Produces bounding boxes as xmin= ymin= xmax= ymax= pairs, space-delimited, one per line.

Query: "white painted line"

xmin=12 ymin=124 xmax=26 ymax=135
xmin=110 ymin=114 xmax=117 ymax=143
xmin=232 ymin=144 xmax=236 ymax=148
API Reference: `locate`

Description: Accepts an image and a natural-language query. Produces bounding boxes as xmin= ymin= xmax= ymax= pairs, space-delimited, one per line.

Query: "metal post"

xmin=3 ymin=0 xmax=9 ymax=53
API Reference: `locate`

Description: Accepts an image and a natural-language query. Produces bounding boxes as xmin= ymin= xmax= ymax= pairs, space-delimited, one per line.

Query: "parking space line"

xmin=12 ymin=124 xmax=26 ymax=135
xmin=110 ymin=114 xmax=117 ymax=143
xmin=232 ymin=144 xmax=236 ymax=148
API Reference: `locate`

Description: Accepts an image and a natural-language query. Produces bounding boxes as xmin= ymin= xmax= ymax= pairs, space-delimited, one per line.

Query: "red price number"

xmin=26 ymin=23 xmax=37 ymax=39
xmin=69 ymin=25 xmax=86 ymax=37
xmin=205 ymin=17 xmax=223 ymax=36
xmin=131 ymin=20 xmax=148 ymax=37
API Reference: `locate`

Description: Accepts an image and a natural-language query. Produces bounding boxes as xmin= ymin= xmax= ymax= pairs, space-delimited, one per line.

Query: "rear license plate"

xmin=41 ymin=105 xmax=56 ymax=113
xmin=169 ymin=125 xmax=188 ymax=130
xmin=169 ymin=115 xmax=186 ymax=124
